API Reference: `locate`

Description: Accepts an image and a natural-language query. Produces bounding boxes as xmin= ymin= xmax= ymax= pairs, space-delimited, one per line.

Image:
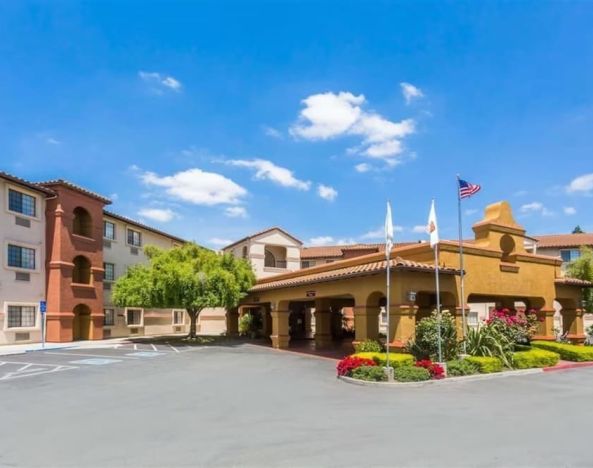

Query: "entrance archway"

xmin=73 ymin=304 xmax=92 ymax=340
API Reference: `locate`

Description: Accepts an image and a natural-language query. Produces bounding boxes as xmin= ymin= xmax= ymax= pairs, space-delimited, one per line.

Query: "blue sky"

xmin=1 ymin=1 xmax=592 ymax=248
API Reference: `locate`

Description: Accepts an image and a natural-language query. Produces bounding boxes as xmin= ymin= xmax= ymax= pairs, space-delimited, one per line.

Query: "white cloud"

xmin=262 ymin=125 xmax=283 ymax=139
xmin=400 ymin=82 xmax=424 ymax=104
xmin=138 ymin=208 xmax=176 ymax=222
xmin=208 ymin=237 xmax=233 ymax=247
xmin=520 ymin=202 xmax=554 ymax=217
xmin=355 ymin=163 xmax=371 ymax=173
xmin=141 ymin=168 xmax=247 ymax=206
xmin=225 ymin=206 xmax=248 ymax=218
xmin=564 ymin=206 xmax=577 ymax=215
xmin=308 ymin=236 xmax=336 ymax=246
xmin=567 ymin=173 xmax=593 ymax=194
xmin=228 ymin=159 xmax=311 ymax=190
xmin=317 ymin=184 xmax=338 ymax=201
xmin=412 ymin=225 xmax=427 ymax=234
xmin=138 ymin=71 xmax=182 ymax=93
xmin=289 ymin=91 xmax=415 ymax=164
xmin=46 ymin=137 xmax=61 ymax=145
xmin=109 ymin=193 xmax=119 ymax=202
xmin=464 ymin=208 xmax=478 ymax=216
xmin=360 ymin=225 xmax=404 ymax=241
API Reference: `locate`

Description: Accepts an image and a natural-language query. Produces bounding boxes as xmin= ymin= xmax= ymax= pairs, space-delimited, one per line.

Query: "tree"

xmin=573 ymin=225 xmax=585 ymax=234
xmin=112 ymin=243 xmax=256 ymax=339
xmin=566 ymin=247 xmax=593 ymax=313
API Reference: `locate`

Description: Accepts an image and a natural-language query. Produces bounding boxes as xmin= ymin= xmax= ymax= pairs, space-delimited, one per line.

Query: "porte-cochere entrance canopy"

xmin=228 ymin=201 xmax=591 ymax=349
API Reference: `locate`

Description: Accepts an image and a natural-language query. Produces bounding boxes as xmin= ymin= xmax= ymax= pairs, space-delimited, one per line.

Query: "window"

xmin=560 ymin=249 xmax=581 ymax=263
xmin=468 ymin=311 xmax=479 ymax=329
xmin=104 ymin=308 xmax=115 ymax=326
xmin=126 ymin=308 xmax=142 ymax=326
xmin=8 ymin=189 xmax=36 ymax=217
xmin=72 ymin=256 xmax=92 ymax=284
xmin=7 ymin=305 xmax=36 ymax=328
xmin=264 ymin=249 xmax=276 ymax=267
xmin=173 ymin=310 xmax=185 ymax=325
xmin=127 ymin=229 xmax=142 ymax=247
xmin=242 ymin=245 xmax=248 ymax=259
xmin=104 ymin=263 xmax=115 ymax=282
xmin=301 ymin=260 xmax=315 ymax=269
xmin=73 ymin=207 xmax=92 ymax=237
xmin=103 ymin=221 xmax=116 ymax=240
xmin=7 ymin=244 xmax=35 ymax=270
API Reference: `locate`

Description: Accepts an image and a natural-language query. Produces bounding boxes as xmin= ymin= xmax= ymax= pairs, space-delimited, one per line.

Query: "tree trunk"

xmin=188 ymin=309 xmax=199 ymax=339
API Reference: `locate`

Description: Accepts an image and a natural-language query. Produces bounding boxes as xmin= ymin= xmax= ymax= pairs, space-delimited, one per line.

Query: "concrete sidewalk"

xmin=0 ymin=337 xmax=132 ymax=356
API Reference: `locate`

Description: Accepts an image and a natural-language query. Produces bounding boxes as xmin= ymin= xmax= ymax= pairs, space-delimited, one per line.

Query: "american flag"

xmin=458 ymin=178 xmax=481 ymax=199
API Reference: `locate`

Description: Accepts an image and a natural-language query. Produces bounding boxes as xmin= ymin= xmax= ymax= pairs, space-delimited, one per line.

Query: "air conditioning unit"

xmin=103 ymin=240 xmax=112 ymax=249
xmin=15 ymin=216 xmax=31 ymax=228
xmin=15 ymin=332 xmax=30 ymax=341
xmin=15 ymin=272 xmax=30 ymax=282
xmin=130 ymin=247 xmax=139 ymax=255
xmin=103 ymin=329 xmax=111 ymax=338
xmin=104 ymin=282 xmax=112 ymax=290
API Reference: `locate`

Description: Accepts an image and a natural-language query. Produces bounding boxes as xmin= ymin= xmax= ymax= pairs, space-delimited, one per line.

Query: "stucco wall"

xmin=0 ymin=179 xmax=46 ymax=344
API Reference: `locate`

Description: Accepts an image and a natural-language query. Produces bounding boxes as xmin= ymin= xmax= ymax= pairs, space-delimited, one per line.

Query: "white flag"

xmin=426 ymin=199 xmax=439 ymax=248
xmin=385 ymin=201 xmax=394 ymax=256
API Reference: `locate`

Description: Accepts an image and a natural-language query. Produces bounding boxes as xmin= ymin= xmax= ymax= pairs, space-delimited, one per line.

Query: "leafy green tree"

xmin=573 ymin=225 xmax=585 ymax=234
xmin=112 ymin=243 xmax=256 ymax=339
xmin=566 ymin=247 xmax=593 ymax=313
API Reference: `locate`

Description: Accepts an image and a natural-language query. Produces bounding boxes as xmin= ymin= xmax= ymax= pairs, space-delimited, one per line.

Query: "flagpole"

xmin=386 ymin=239 xmax=391 ymax=372
xmin=457 ymin=174 xmax=468 ymax=354
xmin=434 ymin=240 xmax=443 ymax=364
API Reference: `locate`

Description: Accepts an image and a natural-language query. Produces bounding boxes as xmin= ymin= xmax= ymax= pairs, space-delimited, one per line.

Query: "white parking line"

xmin=151 ymin=344 xmax=157 ymax=351
xmin=18 ymin=363 xmax=33 ymax=372
xmin=0 ymin=361 xmax=78 ymax=382
xmin=169 ymin=344 xmax=180 ymax=353
xmin=45 ymin=351 xmax=140 ymax=360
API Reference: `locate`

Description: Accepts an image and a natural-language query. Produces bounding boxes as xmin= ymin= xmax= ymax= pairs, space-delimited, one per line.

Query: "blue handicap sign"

xmin=40 ymin=301 xmax=47 ymax=314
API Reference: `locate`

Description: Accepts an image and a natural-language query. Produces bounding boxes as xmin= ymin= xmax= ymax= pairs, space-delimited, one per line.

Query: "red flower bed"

xmin=415 ymin=359 xmax=445 ymax=379
xmin=336 ymin=356 xmax=376 ymax=376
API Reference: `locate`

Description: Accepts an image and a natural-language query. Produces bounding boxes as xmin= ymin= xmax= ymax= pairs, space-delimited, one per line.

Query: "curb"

xmin=544 ymin=361 xmax=593 ymax=372
xmin=338 ymin=368 xmax=544 ymax=388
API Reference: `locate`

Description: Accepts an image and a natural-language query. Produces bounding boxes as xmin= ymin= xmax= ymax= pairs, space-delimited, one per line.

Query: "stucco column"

xmin=388 ymin=305 xmax=418 ymax=348
xmin=562 ymin=309 xmax=585 ymax=338
xmin=270 ymin=310 xmax=290 ymax=349
xmin=226 ymin=308 xmax=239 ymax=337
xmin=314 ymin=299 xmax=332 ymax=348
xmin=535 ymin=308 xmax=556 ymax=340
xmin=353 ymin=306 xmax=379 ymax=342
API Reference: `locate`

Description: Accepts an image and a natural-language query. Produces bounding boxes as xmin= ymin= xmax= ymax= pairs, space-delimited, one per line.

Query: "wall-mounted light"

xmin=407 ymin=290 xmax=417 ymax=302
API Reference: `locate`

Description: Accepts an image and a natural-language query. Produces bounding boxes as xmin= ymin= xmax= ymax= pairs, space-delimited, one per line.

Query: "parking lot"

xmin=1 ymin=341 xmax=593 ymax=467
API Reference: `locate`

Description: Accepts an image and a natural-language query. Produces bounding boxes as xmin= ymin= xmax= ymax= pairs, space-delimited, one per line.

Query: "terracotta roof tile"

xmin=103 ymin=210 xmax=189 ymax=245
xmin=39 ymin=179 xmax=112 ymax=204
xmin=535 ymin=233 xmax=593 ymax=249
xmin=301 ymin=242 xmax=414 ymax=259
xmin=0 ymin=171 xmax=55 ymax=195
xmin=250 ymin=256 xmax=459 ymax=292
xmin=222 ymin=227 xmax=303 ymax=250
xmin=555 ymin=277 xmax=593 ymax=287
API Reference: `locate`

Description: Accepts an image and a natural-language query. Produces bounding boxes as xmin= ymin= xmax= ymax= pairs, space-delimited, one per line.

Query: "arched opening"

xmin=72 ymin=304 xmax=92 ymax=340
xmin=72 ymin=255 xmax=92 ymax=284
xmin=242 ymin=245 xmax=248 ymax=259
xmin=264 ymin=249 xmax=276 ymax=267
xmin=73 ymin=207 xmax=93 ymax=237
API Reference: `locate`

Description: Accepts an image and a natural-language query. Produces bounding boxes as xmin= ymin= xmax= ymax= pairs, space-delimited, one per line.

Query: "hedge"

xmin=352 ymin=352 xmax=415 ymax=368
xmin=351 ymin=366 xmax=387 ymax=382
xmin=394 ymin=366 xmax=431 ymax=382
xmin=446 ymin=359 xmax=480 ymax=376
xmin=512 ymin=349 xmax=560 ymax=369
xmin=531 ymin=341 xmax=593 ymax=362
xmin=464 ymin=356 xmax=503 ymax=373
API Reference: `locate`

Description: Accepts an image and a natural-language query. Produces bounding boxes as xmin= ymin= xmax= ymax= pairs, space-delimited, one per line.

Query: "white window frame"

xmin=103 ymin=262 xmax=116 ymax=282
xmin=4 ymin=240 xmax=40 ymax=273
xmin=124 ymin=307 xmax=144 ymax=327
xmin=103 ymin=308 xmax=115 ymax=327
xmin=126 ymin=228 xmax=142 ymax=248
xmin=3 ymin=302 xmax=39 ymax=331
xmin=172 ymin=309 xmax=185 ymax=325
xmin=5 ymin=184 xmax=40 ymax=221
xmin=103 ymin=220 xmax=117 ymax=241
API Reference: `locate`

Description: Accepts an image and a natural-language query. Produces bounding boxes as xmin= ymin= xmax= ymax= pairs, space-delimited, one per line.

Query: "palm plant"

xmin=464 ymin=326 xmax=514 ymax=368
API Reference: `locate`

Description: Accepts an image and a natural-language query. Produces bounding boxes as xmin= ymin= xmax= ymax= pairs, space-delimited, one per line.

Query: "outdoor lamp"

xmin=407 ymin=290 xmax=417 ymax=302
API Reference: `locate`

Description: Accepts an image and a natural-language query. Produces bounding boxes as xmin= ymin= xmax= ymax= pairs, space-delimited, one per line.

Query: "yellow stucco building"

xmin=227 ymin=201 xmax=591 ymax=349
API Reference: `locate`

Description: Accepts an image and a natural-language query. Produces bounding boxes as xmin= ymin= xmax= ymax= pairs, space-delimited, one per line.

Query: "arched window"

xmin=264 ymin=249 xmax=276 ymax=268
xmin=72 ymin=255 xmax=92 ymax=284
xmin=242 ymin=245 xmax=248 ymax=259
xmin=73 ymin=207 xmax=92 ymax=237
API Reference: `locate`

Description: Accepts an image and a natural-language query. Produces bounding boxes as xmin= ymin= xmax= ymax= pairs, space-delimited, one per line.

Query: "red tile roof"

xmin=301 ymin=242 xmax=414 ymax=259
xmin=535 ymin=233 xmax=593 ymax=249
xmin=103 ymin=210 xmax=188 ymax=245
xmin=555 ymin=277 xmax=593 ymax=287
xmin=39 ymin=179 xmax=112 ymax=204
xmin=0 ymin=171 xmax=55 ymax=195
xmin=251 ymin=256 xmax=459 ymax=292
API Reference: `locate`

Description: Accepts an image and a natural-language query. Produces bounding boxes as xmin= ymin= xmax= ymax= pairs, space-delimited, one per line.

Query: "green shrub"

xmin=238 ymin=313 xmax=253 ymax=336
xmin=464 ymin=327 xmax=514 ymax=369
xmin=352 ymin=352 xmax=414 ymax=368
xmin=351 ymin=365 xmax=387 ymax=382
xmin=532 ymin=341 xmax=593 ymax=362
xmin=406 ymin=311 xmax=459 ymax=361
xmin=512 ymin=349 xmax=560 ymax=369
xmin=464 ymin=356 xmax=503 ymax=373
xmin=354 ymin=339 xmax=384 ymax=353
xmin=446 ymin=359 xmax=480 ymax=376
xmin=394 ymin=366 xmax=431 ymax=382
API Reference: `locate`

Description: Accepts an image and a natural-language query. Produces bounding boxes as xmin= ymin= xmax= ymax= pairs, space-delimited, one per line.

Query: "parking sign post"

xmin=40 ymin=301 xmax=47 ymax=349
